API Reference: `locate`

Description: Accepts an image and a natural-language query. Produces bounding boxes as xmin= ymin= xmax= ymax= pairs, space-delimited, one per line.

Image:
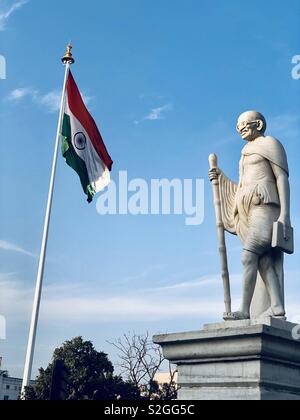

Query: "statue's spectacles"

xmin=236 ymin=120 xmax=259 ymax=133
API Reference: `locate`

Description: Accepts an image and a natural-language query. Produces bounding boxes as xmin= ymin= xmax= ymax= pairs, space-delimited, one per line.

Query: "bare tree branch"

xmin=109 ymin=332 xmax=178 ymax=400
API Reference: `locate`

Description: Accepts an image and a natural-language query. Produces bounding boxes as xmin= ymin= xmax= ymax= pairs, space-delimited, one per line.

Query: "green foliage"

xmin=24 ymin=337 xmax=140 ymax=401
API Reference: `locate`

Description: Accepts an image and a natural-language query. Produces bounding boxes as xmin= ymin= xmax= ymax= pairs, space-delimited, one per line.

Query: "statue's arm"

xmin=208 ymin=168 xmax=237 ymax=186
xmin=208 ymin=166 xmax=238 ymax=235
xmin=270 ymin=162 xmax=291 ymax=235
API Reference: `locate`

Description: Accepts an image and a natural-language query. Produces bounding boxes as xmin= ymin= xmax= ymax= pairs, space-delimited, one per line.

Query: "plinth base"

xmin=154 ymin=318 xmax=300 ymax=401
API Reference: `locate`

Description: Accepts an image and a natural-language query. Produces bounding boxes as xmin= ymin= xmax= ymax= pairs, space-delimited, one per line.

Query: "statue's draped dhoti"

xmin=218 ymin=137 xmax=289 ymax=318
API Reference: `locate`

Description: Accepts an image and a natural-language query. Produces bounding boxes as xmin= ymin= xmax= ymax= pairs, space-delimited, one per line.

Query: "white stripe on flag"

xmin=65 ymin=98 xmax=110 ymax=193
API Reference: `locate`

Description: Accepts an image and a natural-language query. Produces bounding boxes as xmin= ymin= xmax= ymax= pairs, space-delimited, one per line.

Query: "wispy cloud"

xmin=143 ymin=273 xmax=244 ymax=295
xmin=42 ymin=295 xmax=225 ymax=322
xmin=119 ymin=264 xmax=166 ymax=285
xmin=1 ymin=269 xmax=300 ymax=378
xmin=2 ymin=269 xmax=299 ymax=328
xmin=7 ymin=87 xmax=37 ymax=101
xmin=3 ymin=271 xmax=298 ymax=324
xmin=0 ymin=240 xmax=35 ymax=258
xmin=145 ymin=104 xmax=173 ymax=121
xmin=2 ymin=266 xmax=299 ymax=325
xmin=146 ymin=275 xmax=220 ymax=293
xmin=134 ymin=103 xmax=173 ymax=125
xmin=0 ymin=271 xmax=244 ymax=326
xmin=268 ymin=114 xmax=300 ymax=139
xmin=37 ymin=90 xmax=62 ymax=113
xmin=0 ymin=0 xmax=28 ymax=31
xmin=38 ymin=91 xmax=92 ymax=113
xmin=6 ymin=87 xmax=92 ymax=113
xmin=0 ymin=275 xmax=33 ymax=322
xmin=0 ymin=278 xmax=224 ymax=323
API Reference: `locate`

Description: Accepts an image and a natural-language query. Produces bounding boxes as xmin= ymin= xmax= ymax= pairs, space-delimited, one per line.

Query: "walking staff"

xmin=209 ymin=154 xmax=233 ymax=319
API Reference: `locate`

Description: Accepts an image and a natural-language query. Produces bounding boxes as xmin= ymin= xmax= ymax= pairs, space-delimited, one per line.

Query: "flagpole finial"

xmin=62 ymin=44 xmax=75 ymax=65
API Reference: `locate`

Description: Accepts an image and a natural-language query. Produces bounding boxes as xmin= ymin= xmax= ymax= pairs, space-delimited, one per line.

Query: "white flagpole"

xmin=21 ymin=45 xmax=75 ymax=397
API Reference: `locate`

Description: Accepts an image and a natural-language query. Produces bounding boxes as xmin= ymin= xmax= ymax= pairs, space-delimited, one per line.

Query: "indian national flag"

xmin=61 ymin=71 xmax=113 ymax=203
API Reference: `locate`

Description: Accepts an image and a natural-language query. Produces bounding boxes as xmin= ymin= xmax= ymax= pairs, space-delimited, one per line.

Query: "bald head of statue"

xmin=236 ymin=111 xmax=267 ymax=142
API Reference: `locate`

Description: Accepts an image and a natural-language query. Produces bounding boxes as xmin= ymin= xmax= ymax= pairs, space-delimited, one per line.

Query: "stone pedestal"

xmin=154 ymin=319 xmax=300 ymax=401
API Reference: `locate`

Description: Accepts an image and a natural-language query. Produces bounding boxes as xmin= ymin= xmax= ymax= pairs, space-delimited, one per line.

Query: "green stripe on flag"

xmin=61 ymin=114 xmax=96 ymax=203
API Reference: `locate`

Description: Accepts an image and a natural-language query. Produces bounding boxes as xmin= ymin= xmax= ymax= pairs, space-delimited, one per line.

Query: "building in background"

xmin=154 ymin=372 xmax=178 ymax=387
xmin=0 ymin=357 xmax=35 ymax=401
xmin=0 ymin=371 xmax=23 ymax=401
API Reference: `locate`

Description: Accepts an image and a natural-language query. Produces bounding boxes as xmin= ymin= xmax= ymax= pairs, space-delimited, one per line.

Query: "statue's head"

xmin=236 ymin=111 xmax=267 ymax=142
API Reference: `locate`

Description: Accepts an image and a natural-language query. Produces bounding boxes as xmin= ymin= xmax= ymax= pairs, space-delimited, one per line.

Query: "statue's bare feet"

xmin=259 ymin=307 xmax=286 ymax=320
xmin=273 ymin=306 xmax=286 ymax=318
xmin=232 ymin=311 xmax=250 ymax=321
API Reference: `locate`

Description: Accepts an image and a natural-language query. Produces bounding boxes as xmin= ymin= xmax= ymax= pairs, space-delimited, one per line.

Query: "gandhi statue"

xmin=209 ymin=111 xmax=292 ymax=321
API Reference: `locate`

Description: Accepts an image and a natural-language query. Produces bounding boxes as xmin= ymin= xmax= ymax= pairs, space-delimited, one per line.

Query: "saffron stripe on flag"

xmin=67 ymin=71 xmax=113 ymax=171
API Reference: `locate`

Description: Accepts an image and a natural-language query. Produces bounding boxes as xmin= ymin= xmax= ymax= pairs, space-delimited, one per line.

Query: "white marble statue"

xmin=209 ymin=111 xmax=293 ymax=321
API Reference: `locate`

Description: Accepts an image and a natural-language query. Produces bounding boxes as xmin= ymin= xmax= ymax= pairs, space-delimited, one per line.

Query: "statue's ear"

xmin=257 ymin=120 xmax=264 ymax=132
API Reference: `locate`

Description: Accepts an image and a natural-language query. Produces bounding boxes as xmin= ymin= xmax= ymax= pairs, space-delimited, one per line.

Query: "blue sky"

xmin=0 ymin=0 xmax=300 ymax=378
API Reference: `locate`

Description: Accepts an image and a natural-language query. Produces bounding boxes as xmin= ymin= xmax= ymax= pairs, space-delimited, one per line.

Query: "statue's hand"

xmin=208 ymin=168 xmax=221 ymax=182
xmin=278 ymin=215 xmax=292 ymax=241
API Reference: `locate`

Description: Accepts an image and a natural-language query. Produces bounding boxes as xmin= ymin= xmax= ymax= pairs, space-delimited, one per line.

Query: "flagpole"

xmin=21 ymin=45 xmax=75 ymax=397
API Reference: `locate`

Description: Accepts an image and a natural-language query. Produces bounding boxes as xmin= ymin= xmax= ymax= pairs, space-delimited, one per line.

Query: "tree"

xmin=25 ymin=337 xmax=139 ymax=400
xmin=111 ymin=332 xmax=178 ymax=400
